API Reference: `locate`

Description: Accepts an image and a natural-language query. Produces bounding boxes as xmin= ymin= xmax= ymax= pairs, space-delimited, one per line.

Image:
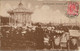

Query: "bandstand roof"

xmin=8 ymin=2 xmax=32 ymax=14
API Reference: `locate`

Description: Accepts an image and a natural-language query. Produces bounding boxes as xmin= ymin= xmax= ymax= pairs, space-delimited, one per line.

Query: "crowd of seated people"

xmin=0 ymin=25 xmax=79 ymax=50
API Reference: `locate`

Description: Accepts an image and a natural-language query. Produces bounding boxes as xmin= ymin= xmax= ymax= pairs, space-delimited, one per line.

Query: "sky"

xmin=0 ymin=0 xmax=80 ymax=23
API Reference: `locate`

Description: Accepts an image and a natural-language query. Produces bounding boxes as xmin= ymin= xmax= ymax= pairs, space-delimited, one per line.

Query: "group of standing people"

xmin=35 ymin=25 xmax=78 ymax=50
xmin=0 ymin=25 xmax=79 ymax=50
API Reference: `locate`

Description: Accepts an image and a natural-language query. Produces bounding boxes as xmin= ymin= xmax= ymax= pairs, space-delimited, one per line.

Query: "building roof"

xmin=8 ymin=2 xmax=32 ymax=14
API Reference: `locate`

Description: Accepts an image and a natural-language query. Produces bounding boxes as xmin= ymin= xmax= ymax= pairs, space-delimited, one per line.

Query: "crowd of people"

xmin=0 ymin=25 xmax=80 ymax=50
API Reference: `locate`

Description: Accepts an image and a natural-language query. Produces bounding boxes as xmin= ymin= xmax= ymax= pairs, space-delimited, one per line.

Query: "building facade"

xmin=0 ymin=16 xmax=9 ymax=26
xmin=8 ymin=2 xmax=33 ymax=26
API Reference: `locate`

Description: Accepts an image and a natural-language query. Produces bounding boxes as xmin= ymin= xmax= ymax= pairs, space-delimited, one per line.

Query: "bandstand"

xmin=8 ymin=2 xmax=33 ymax=27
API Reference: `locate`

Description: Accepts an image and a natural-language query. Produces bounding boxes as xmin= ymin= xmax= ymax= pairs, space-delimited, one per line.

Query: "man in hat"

xmin=35 ymin=24 xmax=44 ymax=49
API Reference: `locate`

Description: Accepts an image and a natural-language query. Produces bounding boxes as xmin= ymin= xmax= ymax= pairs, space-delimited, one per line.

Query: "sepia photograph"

xmin=0 ymin=0 xmax=80 ymax=50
